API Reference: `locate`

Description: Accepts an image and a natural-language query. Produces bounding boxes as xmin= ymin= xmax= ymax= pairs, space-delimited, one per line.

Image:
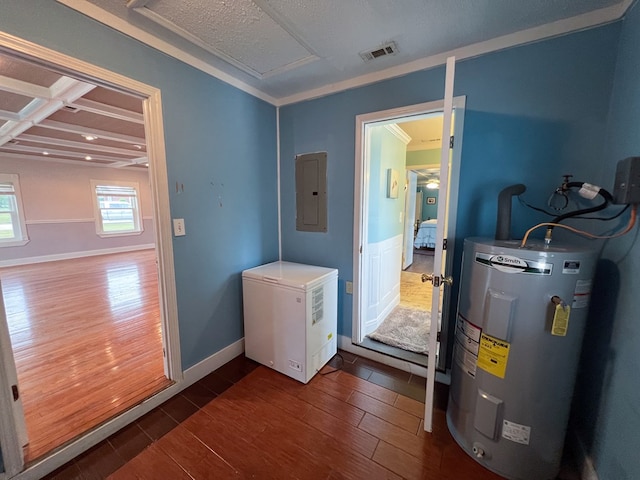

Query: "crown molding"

xmin=277 ymin=0 xmax=633 ymax=106
xmin=384 ymin=124 xmax=412 ymax=145
xmin=55 ymin=0 xmax=634 ymax=107
xmin=56 ymin=0 xmax=278 ymax=105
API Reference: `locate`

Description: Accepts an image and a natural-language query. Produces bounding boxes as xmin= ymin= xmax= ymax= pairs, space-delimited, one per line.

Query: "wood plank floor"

xmin=0 ymin=250 xmax=170 ymax=462
xmin=43 ymin=353 xmax=580 ymax=480
xmin=107 ymin=363 xmax=504 ymax=480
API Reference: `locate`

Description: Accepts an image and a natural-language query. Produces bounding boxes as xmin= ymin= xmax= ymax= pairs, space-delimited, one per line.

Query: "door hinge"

xmin=359 ymin=245 xmax=363 ymax=254
xmin=443 ymin=238 xmax=448 ymax=250
xmin=436 ymin=332 xmax=441 ymax=342
xmin=163 ymin=348 xmax=166 ymax=358
xmin=449 ymin=135 xmax=454 ymax=149
xmin=12 ymin=385 xmax=19 ymax=401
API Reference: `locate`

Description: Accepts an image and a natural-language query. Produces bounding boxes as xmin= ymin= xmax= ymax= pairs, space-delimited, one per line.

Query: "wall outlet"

xmin=288 ymin=360 xmax=302 ymax=372
xmin=173 ymin=218 xmax=186 ymax=236
xmin=345 ymin=281 xmax=353 ymax=294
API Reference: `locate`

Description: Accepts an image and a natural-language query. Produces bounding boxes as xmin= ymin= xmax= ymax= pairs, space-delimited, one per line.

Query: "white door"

xmin=402 ymin=171 xmax=417 ymax=270
xmin=424 ymin=57 xmax=456 ymax=430
xmin=353 ymin=57 xmax=462 ymax=432
xmin=0 ymin=279 xmax=26 ymax=476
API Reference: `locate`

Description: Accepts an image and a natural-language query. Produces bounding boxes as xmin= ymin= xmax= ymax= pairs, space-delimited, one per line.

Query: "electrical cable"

xmin=518 ymin=195 xmax=558 ymax=217
xmin=549 ymin=182 xmax=613 ymax=225
xmin=520 ymin=204 xmax=637 ymax=247
xmin=318 ymin=353 xmax=344 ymax=376
xmin=520 ymin=191 xmax=626 ymax=221
xmin=575 ymin=204 xmax=630 ymax=221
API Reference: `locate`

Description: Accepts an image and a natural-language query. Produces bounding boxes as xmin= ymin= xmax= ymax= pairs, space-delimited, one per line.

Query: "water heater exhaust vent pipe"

xmin=495 ymin=184 xmax=526 ymax=240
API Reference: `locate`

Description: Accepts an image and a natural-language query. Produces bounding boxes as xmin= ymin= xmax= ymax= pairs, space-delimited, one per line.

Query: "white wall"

xmin=0 ymin=158 xmax=154 ymax=264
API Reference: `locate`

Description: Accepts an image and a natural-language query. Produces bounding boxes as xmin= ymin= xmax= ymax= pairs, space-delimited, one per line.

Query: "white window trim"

xmin=90 ymin=179 xmax=144 ymax=238
xmin=0 ymin=173 xmax=29 ymax=247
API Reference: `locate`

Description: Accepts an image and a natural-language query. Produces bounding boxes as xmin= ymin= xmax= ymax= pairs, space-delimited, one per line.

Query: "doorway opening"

xmin=0 ymin=34 xmax=179 ymax=471
xmin=352 ymin=98 xmax=465 ymax=373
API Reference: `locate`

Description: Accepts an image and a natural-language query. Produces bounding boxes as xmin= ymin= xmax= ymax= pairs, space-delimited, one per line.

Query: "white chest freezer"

xmin=242 ymin=261 xmax=338 ymax=384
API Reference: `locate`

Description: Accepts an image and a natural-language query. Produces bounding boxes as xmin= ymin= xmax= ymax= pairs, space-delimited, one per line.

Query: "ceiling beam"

xmin=49 ymin=76 xmax=95 ymax=102
xmin=0 ymin=151 xmax=141 ymax=169
xmin=126 ymin=0 xmax=150 ymax=8
xmin=69 ymin=97 xmax=144 ymax=124
xmin=18 ymin=133 xmax=144 ymax=156
xmin=0 ymin=77 xmax=96 ymax=147
xmin=0 ymin=143 xmax=140 ymax=163
xmin=0 ymin=99 xmax=64 ymax=145
xmin=0 ymin=75 xmax=52 ymax=99
xmin=37 ymin=119 xmax=145 ymax=145
xmin=0 ymin=109 xmax=21 ymax=122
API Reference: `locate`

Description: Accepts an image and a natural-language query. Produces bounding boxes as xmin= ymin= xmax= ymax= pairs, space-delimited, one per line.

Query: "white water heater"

xmin=448 ymin=238 xmax=597 ymax=480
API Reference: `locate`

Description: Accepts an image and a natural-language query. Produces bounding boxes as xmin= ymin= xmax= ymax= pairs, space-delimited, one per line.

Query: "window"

xmin=0 ymin=174 xmax=29 ymax=247
xmin=91 ymin=180 xmax=143 ymax=236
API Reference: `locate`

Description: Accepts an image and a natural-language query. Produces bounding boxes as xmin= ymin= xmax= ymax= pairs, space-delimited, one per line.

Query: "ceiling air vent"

xmin=360 ymin=41 xmax=399 ymax=62
xmin=62 ymin=105 xmax=80 ymax=113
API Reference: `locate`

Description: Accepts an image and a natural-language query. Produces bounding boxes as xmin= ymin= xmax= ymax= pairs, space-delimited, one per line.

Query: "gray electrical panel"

xmin=296 ymin=152 xmax=327 ymax=232
xmin=613 ymin=156 xmax=640 ymax=204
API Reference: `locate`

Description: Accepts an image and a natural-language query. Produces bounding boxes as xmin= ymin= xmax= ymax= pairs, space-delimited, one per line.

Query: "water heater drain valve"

xmin=472 ymin=443 xmax=488 ymax=459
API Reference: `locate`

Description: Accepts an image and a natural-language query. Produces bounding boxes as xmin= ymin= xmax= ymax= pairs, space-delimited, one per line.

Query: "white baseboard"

xmin=365 ymin=294 xmax=400 ymax=336
xmin=570 ymin=429 xmax=599 ymax=480
xmin=183 ymin=338 xmax=245 ymax=386
xmin=0 ymin=244 xmax=156 ymax=267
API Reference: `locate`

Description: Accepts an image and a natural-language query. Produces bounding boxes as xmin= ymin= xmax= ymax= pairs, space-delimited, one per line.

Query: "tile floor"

xmin=41 ymin=351 xmax=579 ymax=480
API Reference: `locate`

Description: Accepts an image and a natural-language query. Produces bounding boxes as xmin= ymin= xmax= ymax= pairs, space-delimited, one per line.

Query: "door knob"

xmin=421 ymin=273 xmax=434 ymax=284
xmin=421 ymin=274 xmax=453 ymax=287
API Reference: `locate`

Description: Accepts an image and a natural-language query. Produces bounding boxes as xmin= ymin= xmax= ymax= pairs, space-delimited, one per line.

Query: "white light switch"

xmin=173 ymin=218 xmax=185 ymax=236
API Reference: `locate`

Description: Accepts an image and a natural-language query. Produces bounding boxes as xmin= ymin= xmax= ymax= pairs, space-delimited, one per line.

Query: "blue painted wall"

xmin=368 ymin=126 xmax=407 ymax=243
xmin=419 ymin=187 xmax=439 ymax=220
xmin=1 ymin=3 xmax=636 ymax=477
xmin=570 ymin=3 xmax=640 ymax=479
xmin=0 ymin=1 xmax=279 ymax=369
xmin=280 ymin=23 xmax=619 ymax=340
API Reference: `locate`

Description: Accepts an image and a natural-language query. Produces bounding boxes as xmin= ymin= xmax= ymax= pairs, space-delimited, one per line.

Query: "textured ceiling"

xmin=80 ymin=0 xmax=627 ymax=100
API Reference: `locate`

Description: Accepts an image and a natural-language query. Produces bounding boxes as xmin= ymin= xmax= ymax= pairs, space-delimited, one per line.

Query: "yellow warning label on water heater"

xmin=551 ymin=304 xmax=571 ymax=336
xmin=477 ymin=333 xmax=510 ymax=379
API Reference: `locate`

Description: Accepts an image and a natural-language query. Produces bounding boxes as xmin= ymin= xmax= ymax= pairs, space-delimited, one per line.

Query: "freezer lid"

xmin=242 ymin=261 xmax=338 ymax=289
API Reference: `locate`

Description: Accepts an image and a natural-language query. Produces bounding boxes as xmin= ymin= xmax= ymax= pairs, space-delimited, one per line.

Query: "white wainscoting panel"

xmin=364 ymin=234 xmax=403 ymax=335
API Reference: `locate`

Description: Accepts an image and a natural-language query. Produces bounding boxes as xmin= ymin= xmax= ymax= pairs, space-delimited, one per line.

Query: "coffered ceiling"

xmin=0 ymin=53 xmax=148 ymax=170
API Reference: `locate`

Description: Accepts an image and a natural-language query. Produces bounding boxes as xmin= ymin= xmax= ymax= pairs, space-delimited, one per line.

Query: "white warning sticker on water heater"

xmin=572 ymin=279 xmax=592 ymax=309
xmin=502 ymin=420 xmax=531 ymax=445
xmin=454 ymin=314 xmax=481 ymax=378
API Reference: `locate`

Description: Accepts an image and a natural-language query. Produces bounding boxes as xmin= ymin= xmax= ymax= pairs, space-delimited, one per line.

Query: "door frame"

xmin=402 ymin=170 xmax=418 ymax=270
xmin=352 ymin=96 xmax=466 ymax=367
xmin=0 ymin=31 xmax=181 ymax=477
